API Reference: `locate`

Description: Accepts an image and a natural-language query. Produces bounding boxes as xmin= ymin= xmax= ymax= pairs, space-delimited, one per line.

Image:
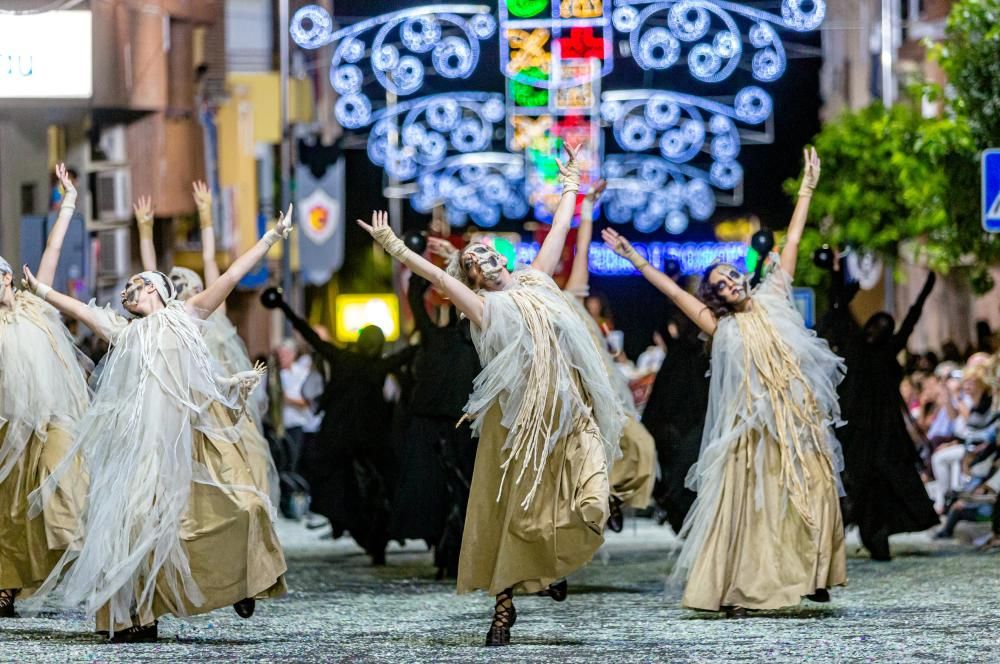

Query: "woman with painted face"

xmin=18 ymin=207 xmax=294 ymax=642
xmin=562 ymin=179 xmax=657 ymax=531
xmin=0 ymin=164 xmax=90 ymax=620
xmin=605 ymin=148 xmax=848 ymax=617
xmin=133 ymin=186 xmax=277 ymax=506
xmin=358 ymin=144 xmax=625 ymax=647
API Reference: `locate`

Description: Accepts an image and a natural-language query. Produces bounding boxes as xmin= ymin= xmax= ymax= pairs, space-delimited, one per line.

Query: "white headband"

xmin=137 ymin=270 xmax=176 ymax=305
xmin=169 ymin=266 xmax=204 ymax=298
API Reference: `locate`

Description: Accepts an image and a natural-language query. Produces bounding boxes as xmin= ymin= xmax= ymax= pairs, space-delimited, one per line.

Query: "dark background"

xmin=312 ymin=1 xmax=822 ymax=356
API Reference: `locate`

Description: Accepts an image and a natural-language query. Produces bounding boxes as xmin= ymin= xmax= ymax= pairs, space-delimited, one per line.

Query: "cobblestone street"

xmin=2 ymin=518 xmax=997 ymax=663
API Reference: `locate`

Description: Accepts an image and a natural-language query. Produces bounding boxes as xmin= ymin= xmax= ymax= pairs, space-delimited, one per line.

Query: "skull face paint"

xmin=121 ymin=277 xmax=146 ymax=310
xmin=461 ymin=243 xmax=506 ymax=287
xmin=169 ymin=267 xmax=203 ymax=301
xmin=710 ymin=265 xmax=749 ymax=304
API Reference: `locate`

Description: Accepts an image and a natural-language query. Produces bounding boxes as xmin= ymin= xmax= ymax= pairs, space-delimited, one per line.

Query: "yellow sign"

xmin=335 ymin=294 xmax=400 ymax=343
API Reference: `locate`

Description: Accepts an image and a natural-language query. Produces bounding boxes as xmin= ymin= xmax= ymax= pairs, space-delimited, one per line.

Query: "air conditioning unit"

xmin=95 ymin=168 xmax=132 ymax=222
xmin=96 ymin=227 xmax=131 ymax=279
xmin=92 ymin=124 xmax=128 ymax=164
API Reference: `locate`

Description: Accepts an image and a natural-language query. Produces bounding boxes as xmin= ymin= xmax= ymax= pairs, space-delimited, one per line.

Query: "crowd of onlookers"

xmin=902 ymin=347 xmax=1000 ymax=548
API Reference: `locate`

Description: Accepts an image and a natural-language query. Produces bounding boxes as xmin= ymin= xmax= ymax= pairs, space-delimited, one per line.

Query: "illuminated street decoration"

xmin=290 ymin=4 xmax=497 ymax=128
xmin=601 ymin=86 xmax=771 ymax=163
xmin=364 ymin=92 xmax=506 ymax=181
xmin=600 ymin=154 xmax=745 ymax=234
xmin=410 ymin=152 xmax=528 ymax=228
xmin=290 ymin=2 xmax=826 ymax=235
xmin=335 ymin=294 xmax=401 ymax=341
xmin=515 ymin=239 xmax=746 ymax=275
xmin=612 ymin=0 xmax=826 ymax=83
xmin=500 ymin=1 xmax=610 ymax=220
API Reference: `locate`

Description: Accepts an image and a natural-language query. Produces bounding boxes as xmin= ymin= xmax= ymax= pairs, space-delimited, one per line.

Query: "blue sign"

xmin=983 ymin=149 xmax=1000 ymax=232
xmin=793 ymin=287 xmax=816 ymax=329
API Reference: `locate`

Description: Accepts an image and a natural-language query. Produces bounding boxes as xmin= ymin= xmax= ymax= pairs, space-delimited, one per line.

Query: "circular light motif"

xmin=685 ymin=179 xmax=715 ymax=220
xmin=708 ymin=114 xmax=734 ymax=134
xmin=620 ymin=116 xmax=656 ymax=152
xmin=401 ymin=17 xmax=441 ymax=53
xmin=612 ymin=6 xmax=640 ymax=32
xmin=372 ymin=44 xmax=399 ymax=72
xmin=401 ymin=122 xmax=426 ymax=147
xmin=471 ymin=203 xmax=500 ymax=228
xmin=459 ymin=164 xmax=485 ymax=183
xmin=634 ymin=211 xmax=662 ymax=234
xmin=503 ymin=191 xmax=529 ymax=220
xmin=604 ymin=198 xmax=632 ymax=224
xmin=432 ymin=37 xmax=474 ymax=79
xmin=710 ymin=133 xmax=740 ymax=161
xmin=438 ymin=175 xmax=460 ymax=196
xmin=689 ymin=44 xmax=722 ymax=79
xmin=385 ymin=152 xmax=417 ymax=181
xmin=668 ymin=2 xmax=711 ymax=42
xmin=665 ymin=210 xmax=689 ymax=234
xmin=340 ymin=38 xmax=365 ymax=64
xmin=600 ymin=100 xmax=624 ymax=123
xmin=638 ymin=159 xmax=669 ymax=187
xmin=664 ymin=181 xmax=685 ymax=209
xmin=417 ymin=132 xmax=448 ymax=164
xmin=752 ymin=48 xmax=784 ymax=82
xmin=425 ymin=99 xmax=461 ymax=132
xmin=712 ymin=31 xmax=740 ymax=59
xmin=332 ymin=64 xmax=363 ymax=95
xmin=335 ymin=93 xmax=372 ymax=129
xmin=638 ymin=27 xmax=681 ymax=70
xmin=619 ymin=180 xmax=648 ymax=207
xmin=446 ymin=207 xmax=468 ymax=228
xmin=734 ymin=86 xmax=773 ymax=124
xmin=660 ymin=130 xmax=689 ymax=160
xmin=710 ymin=160 xmax=744 ymax=189
xmin=470 ymin=13 xmax=497 ymax=39
xmin=451 ymin=118 xmax=489 ymax=152
xmin=645 ymin=97 xmax=681 ymax=130
xmin=392 ymin=56 xmax=424 ymax=95
xmin=481 ymin=97 xmax=505 ymax=124
xmin=290 ymin=6 xmax=333 ymax=49
xmin=681 ymin=119 xmax=705 ymax=143
xmin=481 ymin=174 xmax=510 ymax=204
xmin=604 ymin=159 xmax=626 ymax=178
xmin=782 ymin=0 xmax=826 ymax=31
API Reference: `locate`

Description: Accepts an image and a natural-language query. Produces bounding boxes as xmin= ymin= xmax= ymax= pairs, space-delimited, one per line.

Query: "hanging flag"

xmin=296 ymin=158 xmax=345 ymax=286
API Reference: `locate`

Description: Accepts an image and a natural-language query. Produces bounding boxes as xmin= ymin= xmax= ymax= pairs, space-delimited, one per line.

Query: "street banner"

xmin=296 ymin=158 xmax=345 ymax=286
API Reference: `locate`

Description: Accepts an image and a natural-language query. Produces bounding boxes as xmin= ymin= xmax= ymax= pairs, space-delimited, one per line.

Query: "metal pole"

xmin=279 ymin=0 xmax=293 ymax=301
xmin=880 ymin=0 xmax=895 ymax=106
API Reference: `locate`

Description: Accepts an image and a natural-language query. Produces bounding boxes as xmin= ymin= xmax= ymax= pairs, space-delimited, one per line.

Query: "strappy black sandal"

xmin=485 ymin=588 xmax=516 ymax=647
xmin=607 ymin=496 xmax=625 ymax=533
xmin=0 ymin=589 xmax=18 ymax=618
xmin=109 ymin=621 xmax=158 ymax=643
xmin=234 ymin=598 xmax=256 ymax=618
xmin=534 ymin=579 xmax=568 ymax=602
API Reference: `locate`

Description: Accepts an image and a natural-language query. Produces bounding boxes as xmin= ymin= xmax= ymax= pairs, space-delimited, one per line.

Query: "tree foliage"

xmin=933 ymin=0 xmax=1000 ymax=148
xmin=785 ymin=0 xmax=1000 ymax=293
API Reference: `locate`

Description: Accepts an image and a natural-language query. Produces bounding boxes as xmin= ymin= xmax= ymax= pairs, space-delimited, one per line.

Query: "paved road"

xmin=2 ymin=518 xmax=996 ymax=662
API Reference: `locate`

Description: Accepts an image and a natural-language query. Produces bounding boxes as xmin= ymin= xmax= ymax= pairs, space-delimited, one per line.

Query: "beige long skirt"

xmin=457 ymin=403 xmax=610 ymax=596
xmin=609 ymin=416 xmax=657 ymax=509
xmin=0 ymin=424 xmax=84 ymax=595
xmin=682 ymin=429 xmax=847 ymax=611
xmin=97 ymin=412 xmax=287 ymax=632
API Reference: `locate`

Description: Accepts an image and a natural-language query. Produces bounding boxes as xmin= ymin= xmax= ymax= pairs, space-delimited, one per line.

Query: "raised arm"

xmin=133 ymin=195 xmax=158 ymax=272
xmin=893 ymin=271 xmax=937 ymax=353
xmin=532 ymin=143 xmax=581 ymax=276
xmin=357 ymin=211 xmax=485 ymax=328
xmin=36 ymin=164 xmax=78 ymax=285
xmin=565 ymin=179 xmax=605 ymax=297
xmin=603 ymin=227 xmax=717 ymax=336
xmin=269 ymin=292 xmax=344 ymax=366
xmin=186 ymin=205 xmax=294 ymax=319
xmin=194 ymin=181 xmax=225 ymax=314
xmin=779 ymin=147 xmax=821 ymax=277
xmin=22 ymin=265 xmax=108 ymax=341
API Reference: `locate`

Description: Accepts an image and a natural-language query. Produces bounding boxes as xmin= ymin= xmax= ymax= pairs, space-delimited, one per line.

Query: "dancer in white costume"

xmin=564 ymin=179 xmax=657 ymax=527
xmin=359 ymin=144 xmax=624 ymax=646
xmin=21 ymin=207 xmax=294 ymax=642
xmin=603 ymin=148 xmax=847 ymax=617
xmin=133 ymin=187 xmax=276 ymax=503
xmin=0 ymin=164 xmax=90 ymax=618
